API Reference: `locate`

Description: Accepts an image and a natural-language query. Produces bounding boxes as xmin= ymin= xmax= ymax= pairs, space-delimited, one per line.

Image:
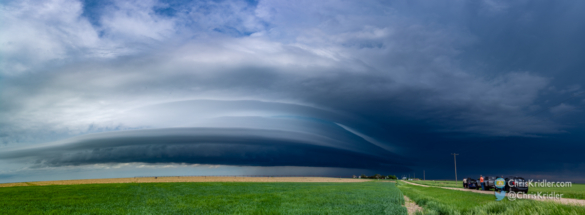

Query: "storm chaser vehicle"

xmin=482 ymin=176 xmax=497 ymax=190
xmin=497 ymin=176 xmax=528 ymax=193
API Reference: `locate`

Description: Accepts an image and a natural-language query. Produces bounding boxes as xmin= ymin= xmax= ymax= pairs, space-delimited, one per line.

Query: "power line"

xmin=451 ymin=153 xmax=459 ymax=183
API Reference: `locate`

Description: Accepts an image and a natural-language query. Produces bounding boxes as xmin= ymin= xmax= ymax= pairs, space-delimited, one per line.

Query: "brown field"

xmin=0 ymin=176 xmax=379 ymax=187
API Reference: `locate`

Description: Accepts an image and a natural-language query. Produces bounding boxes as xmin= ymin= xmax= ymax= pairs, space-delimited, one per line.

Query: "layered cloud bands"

xmin=0 ymin=100 xmax=405 ymax=170
xmin=3 ymin=127 xmax=403 ymax=168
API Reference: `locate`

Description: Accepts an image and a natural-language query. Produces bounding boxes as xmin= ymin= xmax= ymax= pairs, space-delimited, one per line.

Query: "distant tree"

xmin=387 ymin=175 xmax=397 ymax=180
xmin=372 ymin=174 xmax=383 ymax=179
xmin=360 ymin=174 xmax=368 ymax=179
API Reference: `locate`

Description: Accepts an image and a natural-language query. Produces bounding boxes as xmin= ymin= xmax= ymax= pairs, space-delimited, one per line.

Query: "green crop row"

xmin=0 ymin=181 xmax=407 ymax=215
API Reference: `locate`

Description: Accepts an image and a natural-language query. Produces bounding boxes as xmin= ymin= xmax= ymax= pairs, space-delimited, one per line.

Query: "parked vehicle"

xmin=503 ymin=176 xmax=529 ymax=193
xmin=482 ymin=176 xmax=497 ymax=190
xmin=466 ymin=178 xmax=479 ymax=190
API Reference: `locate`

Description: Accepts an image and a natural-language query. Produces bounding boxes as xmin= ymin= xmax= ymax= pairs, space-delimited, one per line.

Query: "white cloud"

xmin=0 ymin=0 xmax=101 ymax=75
xmin=100 ymin=0 xmax=177 ymax=41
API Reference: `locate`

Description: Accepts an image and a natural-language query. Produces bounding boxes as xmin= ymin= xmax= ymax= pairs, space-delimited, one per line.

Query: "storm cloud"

xmin=1 ymin=0 xmax=585 ymax=182
xmin=1 ymin=127 xmax=406 ymax=169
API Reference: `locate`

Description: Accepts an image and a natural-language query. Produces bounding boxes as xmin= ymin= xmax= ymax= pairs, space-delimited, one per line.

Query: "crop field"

xmin=0 ymin=181 xmax=406 ymax=215
xmin=0 ymin=176 xmax=367 ymax=187
xmin=406 ymin=180 xmax=585 ymax=200
xmin=397 ymin=182 xmax=585 ymax=215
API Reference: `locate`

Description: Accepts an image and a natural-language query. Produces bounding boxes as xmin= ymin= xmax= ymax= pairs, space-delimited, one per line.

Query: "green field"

xmin=529 ymin=184 xmax=585 ymax=200
xmin=399 ymin=182 xmax=498 ymax=212
xmin=397 ymin=182 xmax=585 ymax=215
xmin=0 ymin=182 xmax=406 ymax=215
xmin=407 ymin=180 xmax=585 ymax=200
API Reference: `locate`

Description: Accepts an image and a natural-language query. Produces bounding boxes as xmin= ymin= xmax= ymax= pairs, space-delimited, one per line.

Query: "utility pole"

xmin=451 ymin=153 xmax=459 ymax=183
xmin=424 ymin=170 xmax=425 ymax=180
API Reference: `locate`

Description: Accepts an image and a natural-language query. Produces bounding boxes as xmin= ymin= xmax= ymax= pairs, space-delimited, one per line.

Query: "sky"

xmin=1 ymin=0 xmax=585 ymax=183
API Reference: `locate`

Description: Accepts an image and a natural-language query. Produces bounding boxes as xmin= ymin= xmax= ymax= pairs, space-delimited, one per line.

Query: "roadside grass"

xmin=0 ymin=181 xmax=406 ymax=215
xmin=397 ymin=182 xmax=585 ymax=215
xmin=398 ymin=182 xmax=497 ymax=212
xmin=529 ymin=184 xmax=585 ymax=200
xmin=408 ymin=180 xmax=585 ymax=200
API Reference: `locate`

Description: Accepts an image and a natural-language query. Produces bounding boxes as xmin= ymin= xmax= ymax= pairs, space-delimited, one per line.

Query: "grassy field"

xmin=398 ymin=182 xmax=501 ymax=213
xmin=529 ymin=184 xmax=585 ymax=200
xmin=0 ymin=181 xmax=406 ymax=215
xmin=397 ymin=182 xmax=585 ymax=215
xmin=407 ymin=180 xmax=585 ymax=200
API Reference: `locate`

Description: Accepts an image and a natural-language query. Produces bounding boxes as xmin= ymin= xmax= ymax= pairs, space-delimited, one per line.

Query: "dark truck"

xmin=466 ymin=178 xmax=479 ymax=190
xmin=482 ymin=176 xmax=497 ymax=190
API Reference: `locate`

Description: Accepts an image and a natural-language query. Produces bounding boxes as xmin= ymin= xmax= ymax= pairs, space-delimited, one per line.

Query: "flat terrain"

xmin=398 ymin=181 xmax=585 ymax=214
xmin=0 ymin=176 xmax=370 ymax=187
xmin=407 ymin=179 xmax=585 ymax=200
xmin=529 ymin=184 xmax=585 ymax=200
xmin=399 ymin=182 xmax=498 ymax=212
xmin=0 ymin=181 xmax=406 ymax=215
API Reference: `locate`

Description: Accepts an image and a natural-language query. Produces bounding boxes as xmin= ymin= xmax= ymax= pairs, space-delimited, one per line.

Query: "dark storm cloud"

xmin=1 ymin=0 xmax=585 ymax=181
xmin=0 ymin=127 xmax=407 ymax=170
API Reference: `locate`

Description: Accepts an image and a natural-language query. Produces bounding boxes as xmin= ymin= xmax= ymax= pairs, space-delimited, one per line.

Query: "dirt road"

xmin=404 ymin=195 xmax=423 ymax=215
